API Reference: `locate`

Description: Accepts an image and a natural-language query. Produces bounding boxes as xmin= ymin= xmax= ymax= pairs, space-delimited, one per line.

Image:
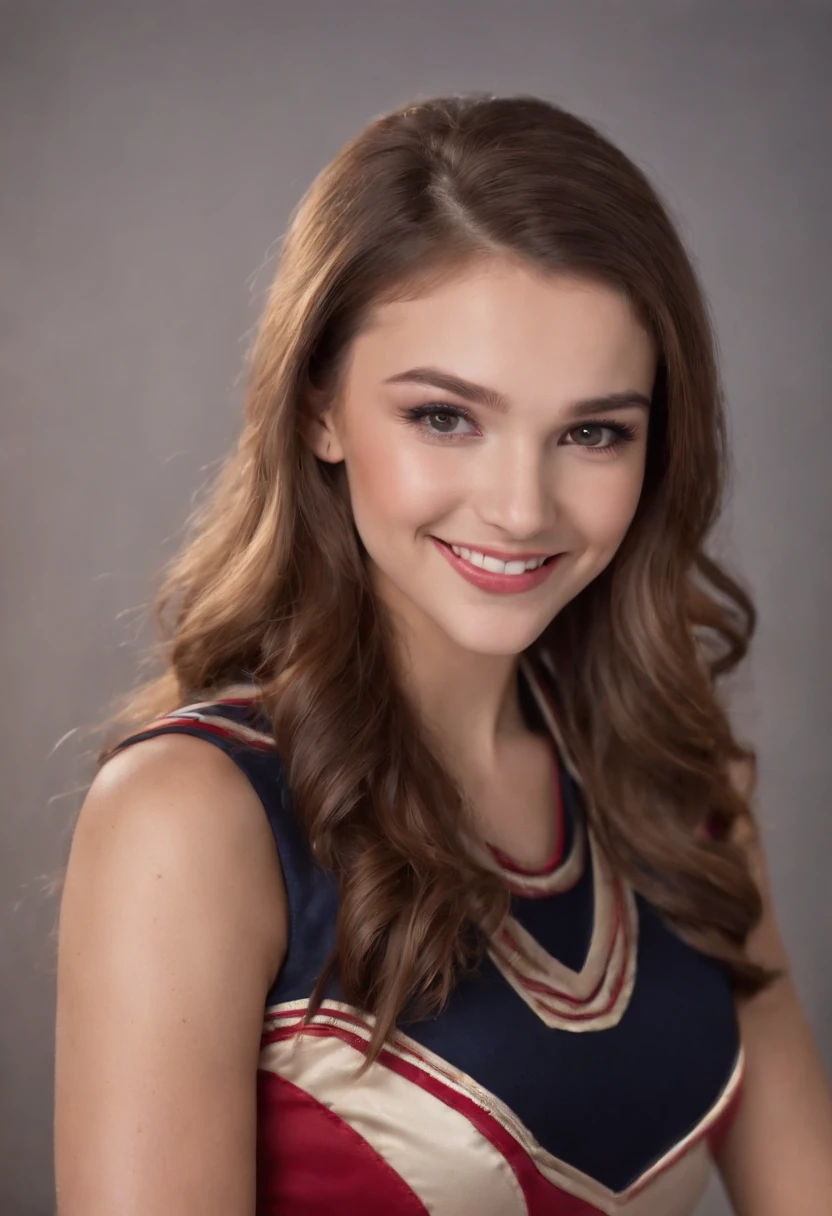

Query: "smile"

xmin=446 ymin=544 xmax=551 ymax=575
xmin=430 ymin=537 xmax=561 ymax=595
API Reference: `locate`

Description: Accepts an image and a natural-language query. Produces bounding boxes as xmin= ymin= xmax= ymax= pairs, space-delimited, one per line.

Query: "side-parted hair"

xmin=100 ymin=94 xmax=773 ymax=1060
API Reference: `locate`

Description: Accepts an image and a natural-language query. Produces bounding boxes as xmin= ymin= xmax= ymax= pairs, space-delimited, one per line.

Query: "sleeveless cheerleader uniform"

xmin=111 ymin=653 xmax=743 ymax=1215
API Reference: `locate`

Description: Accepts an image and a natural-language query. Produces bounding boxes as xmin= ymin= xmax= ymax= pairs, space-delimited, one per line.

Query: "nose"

xmin=473 ymin=441 xmax=556 ymax=540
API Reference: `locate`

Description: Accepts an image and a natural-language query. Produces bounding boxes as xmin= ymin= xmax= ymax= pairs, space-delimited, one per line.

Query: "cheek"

xmin=558 ymin=456 xmax=645 ymax=547
xmin=344 ymin=423 xmax=455 ymax=530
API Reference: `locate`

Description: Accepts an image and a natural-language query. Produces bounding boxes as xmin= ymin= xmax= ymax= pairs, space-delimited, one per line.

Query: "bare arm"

xmin=715 ymin=761 xmax=832 ymax=1214
xmin=54 ymin=733 xmax=287 ymax=1215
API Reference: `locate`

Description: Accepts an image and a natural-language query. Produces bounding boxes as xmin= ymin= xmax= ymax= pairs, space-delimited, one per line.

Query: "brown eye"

xmin=403 ymin=403 xmax=478 ymax=440
xmin=430 ymin=412 xmax=460 ymax=433
xmin=570 ymin=424 xmax=609 ymax=447
xmin=562 ymin=420 xmax=637 ymax=452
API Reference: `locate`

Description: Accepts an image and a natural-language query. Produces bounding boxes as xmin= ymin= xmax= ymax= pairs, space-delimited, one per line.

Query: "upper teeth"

xmin=449 ymin=544 xmax=549 ymax=574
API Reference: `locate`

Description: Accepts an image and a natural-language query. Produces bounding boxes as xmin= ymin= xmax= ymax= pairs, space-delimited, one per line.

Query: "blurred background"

xmin=2 ymin=1 xmax=830 ymax=1211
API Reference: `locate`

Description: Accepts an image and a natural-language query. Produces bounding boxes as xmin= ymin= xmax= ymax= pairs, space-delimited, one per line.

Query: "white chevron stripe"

xmin=261 ymin=1001 xmax=742 ymax=1216
xmin=259 ymin=1024 xmax=529 ymax=1216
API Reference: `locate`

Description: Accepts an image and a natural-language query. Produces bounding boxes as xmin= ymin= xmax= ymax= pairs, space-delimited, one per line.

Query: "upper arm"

xmin=54 ymin=733 xmax=288 ymax=1216
xmin=714 ymin=759 xmax=832 ymax=1214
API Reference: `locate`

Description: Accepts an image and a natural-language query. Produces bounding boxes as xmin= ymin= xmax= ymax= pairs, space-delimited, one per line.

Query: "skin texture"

xmin=54 ymin=735 xmax=287 ymax=1215
xmin=308 ymin=259 xmax=655 ymax=781
xmin=307 ymin=259 xmax=655 ymax=860
xmin=55 ymin=257 xmax=832 ymax=1213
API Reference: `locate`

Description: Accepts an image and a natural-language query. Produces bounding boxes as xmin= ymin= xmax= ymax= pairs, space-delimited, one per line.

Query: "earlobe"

xmin=299 ymin=396 xmax=345 ymax=464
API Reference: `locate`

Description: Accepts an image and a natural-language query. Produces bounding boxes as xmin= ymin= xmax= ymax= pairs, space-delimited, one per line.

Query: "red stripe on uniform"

xmin=260 ymin=1022 xmax=604 ymax=1215
xmin=494 ymin=888 xmax=630 ymax=1013
xmin=256 ymin=1069 xmax=430 ymax=1215
xmin=132 ymin=718 xmax=276 ymax=751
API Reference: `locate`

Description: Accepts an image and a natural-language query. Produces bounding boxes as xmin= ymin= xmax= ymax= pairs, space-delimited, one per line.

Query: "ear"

xmin=299 ymin=387 xmax=346 ymax=464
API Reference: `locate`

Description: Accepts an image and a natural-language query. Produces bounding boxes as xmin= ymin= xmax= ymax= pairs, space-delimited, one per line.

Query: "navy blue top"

xmin=111 ymin=657 xmax=743 ymax=1215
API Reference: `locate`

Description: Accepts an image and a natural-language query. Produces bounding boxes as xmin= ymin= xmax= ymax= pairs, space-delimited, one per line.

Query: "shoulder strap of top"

xmin=109 ymin=695 xmax=339 ymax=1003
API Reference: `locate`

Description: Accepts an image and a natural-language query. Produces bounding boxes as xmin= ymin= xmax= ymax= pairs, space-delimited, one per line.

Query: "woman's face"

xmin=307 ymin=258 xmax=656 ymax=658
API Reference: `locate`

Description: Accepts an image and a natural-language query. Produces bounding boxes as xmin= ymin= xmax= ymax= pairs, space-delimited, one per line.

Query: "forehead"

xmin=345 ymin=259 xmax=656 ymax=404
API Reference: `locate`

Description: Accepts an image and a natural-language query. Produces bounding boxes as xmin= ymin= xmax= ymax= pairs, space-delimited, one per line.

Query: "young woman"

xmin=54 ymin=94 xmax=832 ymax=1214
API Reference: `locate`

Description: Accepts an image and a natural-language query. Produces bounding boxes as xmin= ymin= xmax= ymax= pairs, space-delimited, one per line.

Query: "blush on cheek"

xmin=574 ymin=480 xmax=642 ymax=548
xmin=352 ymin=438 xmax=461 ymax=538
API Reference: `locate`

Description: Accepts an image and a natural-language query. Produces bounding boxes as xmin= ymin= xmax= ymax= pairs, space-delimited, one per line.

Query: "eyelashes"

xmin=401 ymin=402 xmax=639 ymax=453
xmin=402 ymin=404 xmax=478 ymax=439
xmin=566 ymin=419 xmax=639 ymax=451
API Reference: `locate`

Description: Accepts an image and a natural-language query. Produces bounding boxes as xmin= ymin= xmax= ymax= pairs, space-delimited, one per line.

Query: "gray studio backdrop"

xmin=2 ymin=2 xmax=830 ymax=1212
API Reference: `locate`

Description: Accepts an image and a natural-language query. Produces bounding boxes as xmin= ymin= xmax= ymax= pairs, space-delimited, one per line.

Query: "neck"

xmin=378 ymin=577 xmax=531 ymax=770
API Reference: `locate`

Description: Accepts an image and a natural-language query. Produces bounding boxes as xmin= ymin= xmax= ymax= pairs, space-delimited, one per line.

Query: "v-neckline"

xmin=483 ymin=652 xmax=639 ymax=1031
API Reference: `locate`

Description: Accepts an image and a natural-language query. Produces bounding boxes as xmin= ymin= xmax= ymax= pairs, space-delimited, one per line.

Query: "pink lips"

xmin=430 ymin=537 xmax=560 ymax=594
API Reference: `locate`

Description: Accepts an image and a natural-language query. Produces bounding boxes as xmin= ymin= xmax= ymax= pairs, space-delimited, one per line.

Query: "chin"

xmin=431 ymin=610 xmax=555 ymax=659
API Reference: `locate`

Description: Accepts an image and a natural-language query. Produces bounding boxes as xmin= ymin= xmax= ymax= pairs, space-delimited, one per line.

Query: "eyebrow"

xmin=383 ymin=366 xmax=651 ymax=418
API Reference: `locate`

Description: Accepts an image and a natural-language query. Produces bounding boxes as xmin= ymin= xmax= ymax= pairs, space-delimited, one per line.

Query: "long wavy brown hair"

xmin=99 ymin=93 xmax=774 ymax=1061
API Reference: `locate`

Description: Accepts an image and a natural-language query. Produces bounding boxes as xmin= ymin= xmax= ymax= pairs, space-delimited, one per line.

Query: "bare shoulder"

xmin=724 ymin=751 xmax=785 ymax=970
xmin=69 ymin=731 xmax=288 ymax=975
xmin=714 ymin=753 xmax=832 ymax=1210
xmin=84 ymin=727 xmax=269 ymax=834
xmin=55 ymin=732 xmax=287 ymax=1214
